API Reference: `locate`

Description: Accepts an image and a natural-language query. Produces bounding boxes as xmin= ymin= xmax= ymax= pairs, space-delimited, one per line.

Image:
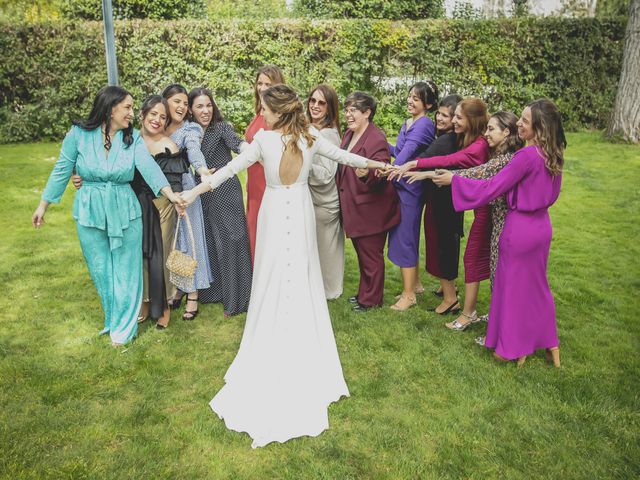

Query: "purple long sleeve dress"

xmin=388 ymin=116 xmax=436 ymax=267
xmin=451 ymin=146 xmax=562 ymax=360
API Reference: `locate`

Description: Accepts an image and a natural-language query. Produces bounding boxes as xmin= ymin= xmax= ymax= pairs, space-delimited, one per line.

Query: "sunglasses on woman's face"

xmin=309 ymin=98 xmax=327 ymax=107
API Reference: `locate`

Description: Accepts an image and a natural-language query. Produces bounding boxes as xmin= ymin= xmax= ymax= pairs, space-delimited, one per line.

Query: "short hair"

xmin=344 ymin=91 xmax=377 ymax=121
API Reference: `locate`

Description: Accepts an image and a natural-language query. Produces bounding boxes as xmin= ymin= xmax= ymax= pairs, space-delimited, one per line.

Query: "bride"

xmin=180 ymin=84 xmax=394 ymax=448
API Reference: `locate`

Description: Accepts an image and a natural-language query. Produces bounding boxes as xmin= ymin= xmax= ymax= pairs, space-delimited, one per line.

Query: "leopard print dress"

xmin=454 ymin=153 xmax=513 ymax=288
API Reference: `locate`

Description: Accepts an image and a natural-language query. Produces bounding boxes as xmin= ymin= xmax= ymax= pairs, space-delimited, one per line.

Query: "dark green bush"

xmin=293 ymin=0 xmax=445 ymax=19
xmin=59 ymin=0 xmax=206 ymax=20
xmin=0 ymin=17 xmax=625 ymax=143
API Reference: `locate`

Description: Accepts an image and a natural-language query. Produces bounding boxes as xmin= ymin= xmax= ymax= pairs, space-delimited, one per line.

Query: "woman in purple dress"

xmin=387 ymin=81 xmax=437 ymax=311
xmin=435 ymin=99 xmax=564 ymax=367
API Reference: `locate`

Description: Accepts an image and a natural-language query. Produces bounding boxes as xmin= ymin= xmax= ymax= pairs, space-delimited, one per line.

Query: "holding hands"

xmin=386 ymin=159 xmax=418 ymax=181
xmin=432 ymin=169 xmax=454 ymax=186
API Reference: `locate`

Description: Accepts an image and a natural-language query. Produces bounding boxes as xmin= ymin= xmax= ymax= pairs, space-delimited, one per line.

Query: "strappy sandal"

xmin=394 ymin=286 xmax=425 ymax=300
xmin=390 ymin=294 xmax=417 ymax=311
xmin=169 ymin=290 xmax=186 ymax=310
xmin=182 ymin=296 xmax=199 ymax=321
xmin=445 ymin=311 xmax=478 ymax=330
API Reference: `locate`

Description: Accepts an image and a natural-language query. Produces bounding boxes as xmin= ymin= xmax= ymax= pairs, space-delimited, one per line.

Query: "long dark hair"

xmin=528 ymin=98 xmax=566 ymax=176
xmin=490 ymin=111 xmax=524 ymax=155
xmin=161 ymin=83 xmax=188 ymax=100
xmin=410 ymin=81 xmax=439 ymax=113
xmin=74 ymin=85 xmax=133 ymax=149
xmin=140 ymin=95 xmax=171 ymax=130
xmin=188 ymin=87 xmax=223 ymax=126
xmin=306 ymin=84 xmax=340 ymax=134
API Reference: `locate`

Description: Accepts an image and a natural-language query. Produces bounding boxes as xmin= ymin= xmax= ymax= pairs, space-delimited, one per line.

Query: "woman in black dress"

xmin=419 ymin=95 xmax=463 ymax=313
xmin=189 ymin=87 xmax=252 ymax=316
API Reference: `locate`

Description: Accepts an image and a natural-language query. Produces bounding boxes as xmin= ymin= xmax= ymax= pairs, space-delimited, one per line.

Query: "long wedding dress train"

xmin=205 ymin=129 xmax=369 ymax=448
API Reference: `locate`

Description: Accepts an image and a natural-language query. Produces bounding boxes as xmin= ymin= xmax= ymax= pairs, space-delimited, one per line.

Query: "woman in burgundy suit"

xmin=336 ymin=92 xmax=400 ymax=312
xmin=244 ymin=65 xmax=286 ymax=263
xmin=395 ymin=98 xmax=490 ymax=323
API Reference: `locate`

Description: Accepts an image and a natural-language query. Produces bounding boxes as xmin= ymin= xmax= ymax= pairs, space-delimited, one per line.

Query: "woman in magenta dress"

xmin=245 ymin=65 xmax=286 ymax=263
xmin=394 ymin=98 xmax=490 ymax=321
xmin=387 ymin=81 xmax=437 ymax=311
xmin=435 ymin=99 xmax=564 ymax=367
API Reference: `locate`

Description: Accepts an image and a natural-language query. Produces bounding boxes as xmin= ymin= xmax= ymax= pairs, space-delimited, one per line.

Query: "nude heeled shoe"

xmin=546 ymin=347 xmax=561 ymax=368
xmin=493 ymin=352 xmax=527 ymax=367
xmin=390 ymin=294 xmax=417 ymax=311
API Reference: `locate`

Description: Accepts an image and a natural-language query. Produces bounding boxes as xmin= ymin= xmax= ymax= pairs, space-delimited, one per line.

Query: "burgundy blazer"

xmin=336 ymin=122 xmax=400 ymax=238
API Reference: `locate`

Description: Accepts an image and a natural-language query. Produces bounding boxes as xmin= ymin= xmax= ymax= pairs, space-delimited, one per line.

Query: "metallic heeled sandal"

xmin=445 ymin=310 xmax=477 ymax=330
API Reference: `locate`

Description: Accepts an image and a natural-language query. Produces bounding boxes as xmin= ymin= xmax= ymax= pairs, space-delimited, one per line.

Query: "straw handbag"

xmin=166 ymin=212 xmax=198 ymax=291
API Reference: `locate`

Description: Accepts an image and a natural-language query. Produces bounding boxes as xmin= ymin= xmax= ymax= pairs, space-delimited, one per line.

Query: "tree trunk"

xmin=608 ymin=0 xmax=640 ymax=142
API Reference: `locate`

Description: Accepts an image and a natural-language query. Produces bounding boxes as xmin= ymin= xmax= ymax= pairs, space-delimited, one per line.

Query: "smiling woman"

xmin=31 ymin=86 xmax=183 ymax=346
xmin=306 ymin=84 xmax=344 ymax=300
xmin=188 ymin=87 xmax=252 ymax=317
xmin=162 ymin=83 xmax=214 ymax=322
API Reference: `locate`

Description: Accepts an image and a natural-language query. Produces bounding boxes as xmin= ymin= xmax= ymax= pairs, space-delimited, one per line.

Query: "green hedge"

xmin=0 ymin=17 xmax=625 ymax=143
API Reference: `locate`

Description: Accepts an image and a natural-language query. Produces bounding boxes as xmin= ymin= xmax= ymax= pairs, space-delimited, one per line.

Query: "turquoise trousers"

xmin=76 ymin=219 xmax=143 ymax=345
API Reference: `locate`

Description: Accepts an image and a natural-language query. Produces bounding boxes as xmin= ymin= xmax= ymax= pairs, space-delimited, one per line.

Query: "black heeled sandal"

xmin=169 ymin=290 xmax=186 ymax=310
xmin=182 ymin=296 xmax=199 ymax=321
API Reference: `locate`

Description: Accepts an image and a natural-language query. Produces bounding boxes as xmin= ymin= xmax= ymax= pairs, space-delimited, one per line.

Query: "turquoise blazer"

xmin=42 ymin=126 xmax=169 ymax=250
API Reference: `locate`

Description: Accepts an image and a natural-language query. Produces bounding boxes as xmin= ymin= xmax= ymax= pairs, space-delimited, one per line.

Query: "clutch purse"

xmin=166 ymin=212 xmax=198 ymax=290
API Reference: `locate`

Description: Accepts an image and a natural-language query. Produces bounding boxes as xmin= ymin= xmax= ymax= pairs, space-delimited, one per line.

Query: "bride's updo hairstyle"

xmin=261 ymin=84 xmax=315 ymax=156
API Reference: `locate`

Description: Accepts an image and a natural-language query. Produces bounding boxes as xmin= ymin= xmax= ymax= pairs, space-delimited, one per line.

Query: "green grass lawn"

xmin=1 ymin=132 xmax=638 ymax=479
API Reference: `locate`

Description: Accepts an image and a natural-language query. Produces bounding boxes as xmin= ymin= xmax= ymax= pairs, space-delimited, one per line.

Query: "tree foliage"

xmin=59 ymin=0 xmax=206 ymax=20
xmin=293 ymin=0 xmax=445 ymax=19
xmin=0 ymin=17 xmax=625 ymax=142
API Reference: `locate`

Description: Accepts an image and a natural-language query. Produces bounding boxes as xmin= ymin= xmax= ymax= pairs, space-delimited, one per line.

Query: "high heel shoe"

xmin=493 ymin=352 xmax=527 ymax=367
xmin=429 ymin=299 xmax=461 ymax=315
xmin=394 ymin=286 xmax=426 ymax=300
xmin=390 ymin=294 xmax=417 ymax=311
xmin=545 ymin=347 xmax=560 ymax=368
xmin=445 ymin=311 xmax=478 ymax=331
xmin=182 ymin=296 xmax=199 ymax=321
xmin=432 ymin=286 xmax=458 ymax=298
xmin=169 ymin=290 xmax=186 ymax=310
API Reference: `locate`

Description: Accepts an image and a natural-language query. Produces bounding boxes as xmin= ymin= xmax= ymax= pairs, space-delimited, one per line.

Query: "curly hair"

xmin=261 ymin=84 xmax=315 ymax=156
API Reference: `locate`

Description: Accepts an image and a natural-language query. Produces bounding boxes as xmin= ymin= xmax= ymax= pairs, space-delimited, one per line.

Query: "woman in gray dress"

xmin=306 ymin=84 xmax=344 ymax=299
xmin=189 ymin=87 xmax=253 ymax=316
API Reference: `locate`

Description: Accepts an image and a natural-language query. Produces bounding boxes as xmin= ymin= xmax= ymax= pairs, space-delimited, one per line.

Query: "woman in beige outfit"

xmin=306 ymin=84 xmax=344 ymax=299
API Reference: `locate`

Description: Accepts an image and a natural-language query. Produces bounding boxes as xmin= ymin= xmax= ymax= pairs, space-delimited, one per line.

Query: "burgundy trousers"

xmin=351 ymin=232 xmax=387 ymax=307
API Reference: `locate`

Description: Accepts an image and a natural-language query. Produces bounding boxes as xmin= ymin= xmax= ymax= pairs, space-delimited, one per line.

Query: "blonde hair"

xmin=528 ymin=98 xmax=566 ymax=176
xmin=262 ymin=84 xmax=315 ymax=153
xmin=253 ymin=65 xmax=285 ymax=114
xmin=458 ymin=98 xmax=489 ymax=148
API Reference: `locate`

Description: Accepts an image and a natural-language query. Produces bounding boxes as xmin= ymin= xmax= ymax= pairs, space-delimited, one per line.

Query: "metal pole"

xmin=102 ymin=0 xmax=119 ymax=86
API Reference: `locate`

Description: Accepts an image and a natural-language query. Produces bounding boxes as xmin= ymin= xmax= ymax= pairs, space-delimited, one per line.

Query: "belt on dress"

xmin=83 ymin=180 xmax=131 ymax=251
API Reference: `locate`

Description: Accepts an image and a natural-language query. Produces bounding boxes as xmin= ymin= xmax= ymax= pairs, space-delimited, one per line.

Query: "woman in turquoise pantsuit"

xmin=32 ymin=86 xmax=184 ymax=346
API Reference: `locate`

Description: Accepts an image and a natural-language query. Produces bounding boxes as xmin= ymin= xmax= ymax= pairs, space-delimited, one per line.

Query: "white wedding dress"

xmin=204 ymin=128 xmax=369 ymax=448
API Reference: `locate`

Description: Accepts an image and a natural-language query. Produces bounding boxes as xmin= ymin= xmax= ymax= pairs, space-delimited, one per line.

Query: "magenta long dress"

xmin=451 ymin=146 xmax=562 ymax=360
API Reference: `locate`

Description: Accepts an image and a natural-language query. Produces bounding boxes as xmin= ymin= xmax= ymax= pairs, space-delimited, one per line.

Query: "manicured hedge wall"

xmin=0 ymin=17 xmax=625 ymax=142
